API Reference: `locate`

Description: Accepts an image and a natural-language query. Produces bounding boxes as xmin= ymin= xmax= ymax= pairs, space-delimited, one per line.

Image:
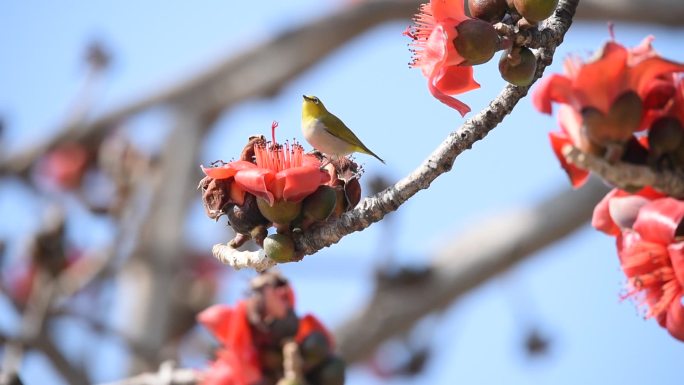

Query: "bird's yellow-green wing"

xmin=320 ymin=113 xmax=384 ymax=163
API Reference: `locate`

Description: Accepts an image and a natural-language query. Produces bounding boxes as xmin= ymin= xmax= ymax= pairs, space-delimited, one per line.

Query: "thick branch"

xmin=99 ymin=362 xmax=197 ymax=385
xmin=335 ymin=178 xmax=609 ymax=363
xmin=563 ymin=145 xmax=684 ymax=198
xmin=576 ymin=0 xmax=684 ymax=26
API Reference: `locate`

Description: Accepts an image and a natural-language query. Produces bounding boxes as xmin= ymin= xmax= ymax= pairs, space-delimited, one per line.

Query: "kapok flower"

xmin=616 ymin=198 xmax=684 ymax=342
xmin=591 ymin=187 xmax=664 ymax=236
xmin=534 ymin=36 xmax=684 ymax=117
xmin=406 ymin=0 xmax=481 ymax=116
xmin=201 ymin=123 xmax=329 ymax=207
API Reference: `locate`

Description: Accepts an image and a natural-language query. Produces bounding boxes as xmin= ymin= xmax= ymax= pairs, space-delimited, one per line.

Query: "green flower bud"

xmin=300 ymin=331 xmax=331 ymax=371
xmin=468 ymin=0 xmax=508 ymax=23
xmin=256 ymin=198 xmax=302 ymax=224
xmin=305 ymin=356 xmax=345 ymax=385
xmin=455 ymin=19 xmax=499 ymax=66
xmin=302 ymin=185 xmax=337 ymax=221
xmin=263 ymin=233 xmax=296 ymax=263
xmin=498 ymin=47 xmax=537 ymax=86
xmin=513 ymin=0 xmax=558 ymax=23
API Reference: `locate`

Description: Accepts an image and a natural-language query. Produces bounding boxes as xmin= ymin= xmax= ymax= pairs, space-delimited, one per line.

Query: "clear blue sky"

xmin=1 ymin=1 xmax=683 ymax=384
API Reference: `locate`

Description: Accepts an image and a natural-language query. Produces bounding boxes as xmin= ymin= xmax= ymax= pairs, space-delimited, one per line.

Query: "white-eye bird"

xmin=301 ymin=95 xmax=384 ymax=163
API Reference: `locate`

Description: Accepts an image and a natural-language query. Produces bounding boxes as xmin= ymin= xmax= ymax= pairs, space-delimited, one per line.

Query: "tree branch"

xmin=576 ymin=0 xmax=684 ymax=26
xmin=334 ymin=178 xmax=609 ymax=363
xmin=212 ymin=0 xmax=580 ymax=268
xmin=563 ymin=145 xmax=684 ymax=197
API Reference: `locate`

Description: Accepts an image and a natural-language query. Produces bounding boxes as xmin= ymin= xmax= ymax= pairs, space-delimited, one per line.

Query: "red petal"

xmin=201 ymin=161 xmax=255 ymax=179
xmin=234 ymin=168 xmax=275 ymax=205
xmin=435 ymin=64 xmax=480 ymax=95
xmin=533 ymin=74 xmax=573 ymax=114
xmin=592 ymin=189 xmax=623 ymax=236
xmin=197 ymin=305 xmax=234 ymax=345
xmin=549 ymin=131 xmax=589 ymax=188
xmin=575 ymin=42 xmax=629 ymax=113
xmin=665 ymin=297 xmax=684 ymax=342
xmin=632 ymin=198 xmax=684 ymax=245
xmin=629 ymin=57 xmax=684 ymax=98
xmin=428 ymin=71 xmax=471 ymax=116
xmin=668 ymin=242 xmax=684 ymax=289
xmin=296 ymin=314 xmax=335 ymax=349
xmin=275 ymin=167 xmax=328 ymax=203
xmin=430 ymin=0 xmax=466 ymax=22
xmin=230 ymin=183 xmax=247 ymax=206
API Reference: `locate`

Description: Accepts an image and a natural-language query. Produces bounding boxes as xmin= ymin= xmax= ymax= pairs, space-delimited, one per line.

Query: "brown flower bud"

xmin=582 ymin=91 xmax=643 ymax=147
xmin=498 ymin=46 xmax=537 ymax=86
xmin=468 ymin=0 xmax=508 ymax=23
xmin=454 ymin=19 xmax=500 ymax=66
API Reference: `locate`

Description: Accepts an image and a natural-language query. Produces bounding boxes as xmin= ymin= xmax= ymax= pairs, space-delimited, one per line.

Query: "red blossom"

xmin=616 ymin=198 xmax=684 ymax=341
xmin=591 ymin=187 xmax=664 ymax=236
xmin=201 ymin=123 xmax=329 ymax=207
xmin=534 ymin=36 xmax=684 ymax=116
xmin=407 ymin=0 xmax=479 ymax=116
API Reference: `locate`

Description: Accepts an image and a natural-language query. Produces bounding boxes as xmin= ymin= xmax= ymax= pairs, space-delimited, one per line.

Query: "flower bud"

xmin=468 ymin=0 xmax=508 ymax=23
xmin=455 ymin=19 xmax=499 ymax=66
xmin=608 ymin=196 xmax=650 ymax=230
xmin=498 ymin=47 xmax=537 ymax=86
xmin=648 ymin=116 xmax=684 ymax=170
xmin=256 ymin=198 xmax=302 ymax=225
xmin=263 ymin=233 xmax=296 ymax=263
xmin=226 ymin=194 xmax=269 ymax=235
xmin=582 ymin=91 xmax=643 ymax=146
xmin=306 ymin=356 xmax=345 ymax=385
xmin=300 ymin=331 xmax=331 ymax=371
xmin=512 ymin=0 xmax=558 ymax=23
xmin=303 ymin=185 xmax=337 ymax=221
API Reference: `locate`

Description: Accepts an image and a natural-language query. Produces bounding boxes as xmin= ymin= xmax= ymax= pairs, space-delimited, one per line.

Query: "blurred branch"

xmin=335 ymin=178 xmax=609 ymax=363
xmin=0 ymin=0 xmax=424 ymax=177
xmin=563 ymin=145 xmax=684 ymax=198
xmin=212 ymin=244 xmax=274 ymax=271
xmin=576 ymin=0 xmax=684 ymax=26
xmin=99 ymin=361 xmax=197 ymax=385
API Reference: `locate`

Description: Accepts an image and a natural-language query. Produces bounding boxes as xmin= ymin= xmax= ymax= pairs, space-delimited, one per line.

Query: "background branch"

xmin=334 ymin=178 xmax=609 ymax=363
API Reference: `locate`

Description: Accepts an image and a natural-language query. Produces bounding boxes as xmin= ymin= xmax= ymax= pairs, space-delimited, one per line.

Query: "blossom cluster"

xmin=199 ymin=122 xmax=361 ymax=263
xmin=536 ymin=34 xmax=684 ymax=341
xmin=407 ymin=0 xmax=559 ymax=116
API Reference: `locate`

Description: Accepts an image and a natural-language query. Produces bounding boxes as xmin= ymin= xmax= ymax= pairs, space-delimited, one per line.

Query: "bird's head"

xmin=302 ymin=95 xmax=327 ymax=119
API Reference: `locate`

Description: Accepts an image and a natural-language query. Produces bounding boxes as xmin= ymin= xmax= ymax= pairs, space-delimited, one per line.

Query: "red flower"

xmin=407 ymin=0 xmax=479 ymax=116
xmin=617 ymin=198 xmax=684 ymax=341
xmin=534 ymin=36 xmax=684 ymax=116
xmin=202 ymin=123 xmax=329 ymax=206
xmin=591 ymin=187 xmax=664 ymax=236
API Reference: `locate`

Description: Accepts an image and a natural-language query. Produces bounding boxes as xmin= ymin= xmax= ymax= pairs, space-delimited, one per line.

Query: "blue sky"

xmin=2 ymin=1 xmax=683 ymax=384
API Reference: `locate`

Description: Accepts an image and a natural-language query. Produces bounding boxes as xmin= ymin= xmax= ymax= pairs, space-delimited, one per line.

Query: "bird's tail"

xmin=357 ymin=146 xmax=385 ymax=164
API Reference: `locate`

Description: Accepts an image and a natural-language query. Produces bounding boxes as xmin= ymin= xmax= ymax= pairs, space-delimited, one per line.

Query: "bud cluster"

xmin=199 ymin=125 xmax=363 ymax=264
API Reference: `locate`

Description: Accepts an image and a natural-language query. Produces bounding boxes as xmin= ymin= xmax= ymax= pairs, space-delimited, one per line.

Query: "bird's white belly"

xmin=302 ymin=120 xmax=354 ymax=156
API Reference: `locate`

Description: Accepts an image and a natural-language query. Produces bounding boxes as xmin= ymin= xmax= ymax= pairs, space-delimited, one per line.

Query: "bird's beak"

xmin=303 ymin=95 xmax=312 ymax=102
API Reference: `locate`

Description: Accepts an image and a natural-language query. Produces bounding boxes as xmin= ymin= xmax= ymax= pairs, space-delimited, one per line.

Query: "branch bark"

xmin=213 ymin=0 xmax=580 ymax=267
xmin=563 ymin=145 xmax=684 ymax=198
xmin=334 ymin=178 xmax=610 ymax=363
xmin=576 ymin=0 xmax=684 ymax=26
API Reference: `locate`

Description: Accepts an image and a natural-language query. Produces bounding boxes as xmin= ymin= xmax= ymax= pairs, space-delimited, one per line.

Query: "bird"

xmin=301 ymin=95 xmax=384 ymax=164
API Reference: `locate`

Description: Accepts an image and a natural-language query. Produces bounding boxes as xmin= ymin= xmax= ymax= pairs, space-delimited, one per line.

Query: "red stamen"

xmin=271 ymin=121 xmax=279 ymax=146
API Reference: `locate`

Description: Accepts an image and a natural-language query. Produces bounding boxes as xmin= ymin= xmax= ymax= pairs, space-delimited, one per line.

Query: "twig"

xmin=334 ymin=178 xmax=610 ymax=363
xmin=562 ymin=145 xmax=684 ymax=198
xmin=98 ymin=361 xmax=198 ymax=385
xmin=215 ymin=0 xmax=580 ymax=268
xmin=212 ymin=244 xmax=274 ymax=272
